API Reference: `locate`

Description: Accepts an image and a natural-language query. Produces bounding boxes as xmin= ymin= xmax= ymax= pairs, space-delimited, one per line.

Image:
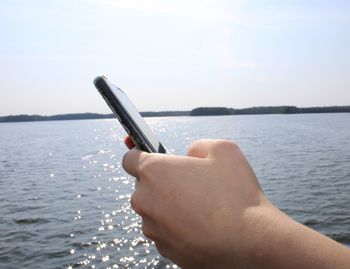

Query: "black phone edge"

xmin=94 ymin=76 xmax=166 ymax=154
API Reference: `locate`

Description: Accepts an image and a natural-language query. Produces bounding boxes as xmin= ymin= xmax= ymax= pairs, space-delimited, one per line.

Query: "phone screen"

xmin=105 ymin=80 xmax=161 ymax=152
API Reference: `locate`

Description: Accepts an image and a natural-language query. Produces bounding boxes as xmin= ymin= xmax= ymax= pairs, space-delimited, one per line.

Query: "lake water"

xmin=0 ymin=114 xmax=349 ymax=269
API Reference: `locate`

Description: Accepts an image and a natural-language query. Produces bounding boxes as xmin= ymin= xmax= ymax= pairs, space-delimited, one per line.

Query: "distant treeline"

xmin=0 ymin=113 xmax=113 ymax=123
xmin=190 ymin=106 xmax=350 ymax=116
xmin=140 ymin=111 xmax=190 ymax=117
xmin=0 ymin=106 xmax=349 ymax=123
xmin=0 ymin=111 xmax=191 ymax=123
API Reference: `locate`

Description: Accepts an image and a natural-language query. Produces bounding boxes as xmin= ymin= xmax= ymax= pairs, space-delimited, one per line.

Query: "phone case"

xmin=94 ymin=76 xmax=166 ymax=153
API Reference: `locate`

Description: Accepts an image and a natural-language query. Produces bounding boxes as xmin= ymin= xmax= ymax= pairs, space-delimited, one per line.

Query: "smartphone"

xmin=94 ymin=76 xmax=166 ymax=153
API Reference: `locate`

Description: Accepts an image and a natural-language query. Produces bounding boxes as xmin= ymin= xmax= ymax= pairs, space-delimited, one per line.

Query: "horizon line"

xmin=1 ymin=104 xmax=350 ymax=118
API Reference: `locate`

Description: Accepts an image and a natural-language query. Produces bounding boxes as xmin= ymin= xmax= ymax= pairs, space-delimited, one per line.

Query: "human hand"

xmin=122 ymin=139 xmax=279 ymax=268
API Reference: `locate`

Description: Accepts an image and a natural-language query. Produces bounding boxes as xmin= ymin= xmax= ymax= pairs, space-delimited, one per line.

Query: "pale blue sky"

xmin=1 ymin=0 xmax=349 ymax=116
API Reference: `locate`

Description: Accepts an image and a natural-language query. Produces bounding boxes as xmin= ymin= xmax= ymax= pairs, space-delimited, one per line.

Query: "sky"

xmin=0 ymin=0 xmax=349 ymax=116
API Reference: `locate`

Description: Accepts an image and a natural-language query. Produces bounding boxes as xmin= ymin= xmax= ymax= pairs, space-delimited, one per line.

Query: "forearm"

xmin=253 ymin=207 xmax=350 ymax=269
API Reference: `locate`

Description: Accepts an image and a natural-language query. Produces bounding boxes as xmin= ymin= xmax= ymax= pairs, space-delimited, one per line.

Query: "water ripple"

xmin=0 ymin=114 xmax=349 ymax=268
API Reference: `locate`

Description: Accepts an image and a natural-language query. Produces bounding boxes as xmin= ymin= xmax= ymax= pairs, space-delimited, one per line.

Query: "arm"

xmin=122 ymin=139 xmax=350 ymax=269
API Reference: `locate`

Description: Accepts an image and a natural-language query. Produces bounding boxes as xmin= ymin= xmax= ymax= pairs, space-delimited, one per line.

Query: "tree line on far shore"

xmin=0 ymin=106 xmax=349 ymax=123
xmin=190 ymin=106 xmax=350 ymax=116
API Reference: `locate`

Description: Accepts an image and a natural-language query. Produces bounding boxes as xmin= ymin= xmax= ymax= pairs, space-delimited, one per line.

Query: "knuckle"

xmin=187 ymin=139 xmax=213 ymax=157
xmin=215 ymin=140 xmax=240 ymax=153
xmin=141 ymin=223 xmax=156 ymax=241
xmin=130 ymin=192 xmax=141 ymax=215
xmin=187 ymin=139 xmax=206 ymax=153
xmin=138 ymin=155 xmax=159 ymax=181
xmin=138 ymin=164 xmax=150 ymax=181
xmin=187 ymin=140 xmax=201 ymax=155
xmin=121 ymin=152 xmax=130 ymax=170
xmin=155 ymin=242 xmax=169 ymax=259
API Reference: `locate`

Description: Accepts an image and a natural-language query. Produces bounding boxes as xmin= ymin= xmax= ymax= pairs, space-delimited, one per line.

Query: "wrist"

xmin=246 ymin=203 xmax=350 ymax=269
xmin=238 ymin=201 xmax=292 ymax=268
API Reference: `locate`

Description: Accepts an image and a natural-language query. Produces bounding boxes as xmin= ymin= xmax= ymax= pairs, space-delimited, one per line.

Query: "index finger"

xmin=124 ymin=136 xmax=135 ymax=150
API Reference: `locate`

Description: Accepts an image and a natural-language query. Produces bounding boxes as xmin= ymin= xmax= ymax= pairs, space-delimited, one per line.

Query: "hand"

xmin=122 ymin=139 xmax=277 ymax=268
xmin=122 ymin=138 xmax=350 ymax=269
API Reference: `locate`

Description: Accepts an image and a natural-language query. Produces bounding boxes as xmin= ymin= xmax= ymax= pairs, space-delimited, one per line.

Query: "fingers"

xmin=131 ymin=190 xmax=160 ymax=241
xmin=124 ymin=136 xmax=135 ymax=150
xmin=122 ymin=147 xmax=149 ymax=177
xmin=155 ymin=241 xmax=171 ymax=260
xmin=141 ymin=217 xmax=173 ymax=260
xmin=141 ymin=217 xmax=171 ymax=259
xmin=141 ymin=218 xmax=159 ymax=242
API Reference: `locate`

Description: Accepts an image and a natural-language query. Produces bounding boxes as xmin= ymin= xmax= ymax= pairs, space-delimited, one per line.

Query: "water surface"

xmin=0 ymin=113 xmax=349 ymax=268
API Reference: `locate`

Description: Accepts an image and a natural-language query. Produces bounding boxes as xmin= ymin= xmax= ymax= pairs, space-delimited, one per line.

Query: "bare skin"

xmin=122 ymin=138 xmax=350 ymax=269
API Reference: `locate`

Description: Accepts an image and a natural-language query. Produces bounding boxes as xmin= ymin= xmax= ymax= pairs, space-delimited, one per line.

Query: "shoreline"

xmin=0 ymin=105 xmax=349 ymax=123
